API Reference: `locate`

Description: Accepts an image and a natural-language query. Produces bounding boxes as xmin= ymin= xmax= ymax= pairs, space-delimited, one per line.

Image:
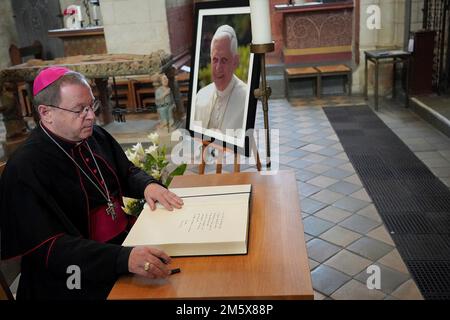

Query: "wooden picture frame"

xmin=185 ymin=0 xmax=260 ymax=157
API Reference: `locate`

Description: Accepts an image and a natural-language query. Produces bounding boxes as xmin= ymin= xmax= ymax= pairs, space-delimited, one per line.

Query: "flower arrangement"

xmin=123 ymin=132 xmax=187 ymax=216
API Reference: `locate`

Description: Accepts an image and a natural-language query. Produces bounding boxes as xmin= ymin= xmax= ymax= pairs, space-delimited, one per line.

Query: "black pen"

xmin=159 ymin=257 xmax=181 ymax=275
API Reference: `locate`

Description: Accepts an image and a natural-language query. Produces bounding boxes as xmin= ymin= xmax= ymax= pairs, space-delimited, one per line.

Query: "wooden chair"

xmin=9 ymin=40 xmax=43 ymax=65
xmin=0 ymin=161 xmax=20 ymax=300
xmin=9 ymin=40 xmax=44 ymax=118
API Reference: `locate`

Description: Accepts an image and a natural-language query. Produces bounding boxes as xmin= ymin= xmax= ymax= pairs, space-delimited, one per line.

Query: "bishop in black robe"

xmin=0 ymin=124 xmax=163 ymax=299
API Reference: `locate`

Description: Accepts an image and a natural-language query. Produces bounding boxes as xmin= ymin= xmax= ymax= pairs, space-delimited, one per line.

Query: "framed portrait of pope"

xmin=186 ymin=0 xmax=260 ymax=156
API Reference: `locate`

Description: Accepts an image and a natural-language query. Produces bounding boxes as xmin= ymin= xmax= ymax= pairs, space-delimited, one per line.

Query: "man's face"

xmin=49 ymin=83 xmax=96 ymax=141
xmin=211 ymin=37 xmax=239 ymax=91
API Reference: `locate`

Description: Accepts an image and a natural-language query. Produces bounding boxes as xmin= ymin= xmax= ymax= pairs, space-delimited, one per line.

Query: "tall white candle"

xmin=92 ymin=5 xmax=98 ymax=21
xmin=250 ymin=0 xmax=273 ymax=45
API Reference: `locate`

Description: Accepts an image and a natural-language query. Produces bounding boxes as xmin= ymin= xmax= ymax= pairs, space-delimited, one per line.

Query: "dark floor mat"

xmin=324 ymin=105 xmax=450 ymax=300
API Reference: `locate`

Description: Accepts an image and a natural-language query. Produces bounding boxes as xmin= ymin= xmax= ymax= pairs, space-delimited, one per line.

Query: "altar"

xmin=273 ymin=0 xmax=356 ymax=64
xmin=0 ymin=51 xmax=177 ymax=158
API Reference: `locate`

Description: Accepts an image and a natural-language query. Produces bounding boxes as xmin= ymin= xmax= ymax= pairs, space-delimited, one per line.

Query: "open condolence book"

xmin=122 ymin=184 xmax=252 ymax=256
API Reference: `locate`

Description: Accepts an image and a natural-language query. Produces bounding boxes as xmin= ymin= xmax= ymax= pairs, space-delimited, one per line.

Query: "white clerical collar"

xmin=215 ymin=75 xmax=236 ymax=98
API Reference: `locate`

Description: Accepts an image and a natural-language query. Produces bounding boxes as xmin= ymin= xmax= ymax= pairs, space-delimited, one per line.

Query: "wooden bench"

xmin=285 ymin=64 xmax=352 ymax=98
xmin=284 ymin=67 xmax=320 ymax=99
xmin=315 ymin=64 xmax=352 ymax=97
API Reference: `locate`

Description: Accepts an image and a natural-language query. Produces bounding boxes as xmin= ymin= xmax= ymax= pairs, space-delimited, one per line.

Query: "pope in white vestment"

xmin=194 ymin=74 xmax=247 ymax=132
xmin=193 ymin=24 xmax=248 ymax=133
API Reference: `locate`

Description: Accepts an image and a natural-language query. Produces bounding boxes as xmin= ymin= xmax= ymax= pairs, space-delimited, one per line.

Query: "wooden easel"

xmin=198 ymin=140 xmax=262 ymax=175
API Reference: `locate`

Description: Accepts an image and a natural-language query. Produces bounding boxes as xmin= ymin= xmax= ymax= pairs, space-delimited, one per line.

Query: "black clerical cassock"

xmin=0 ymin=125 xmax=162 ymax=299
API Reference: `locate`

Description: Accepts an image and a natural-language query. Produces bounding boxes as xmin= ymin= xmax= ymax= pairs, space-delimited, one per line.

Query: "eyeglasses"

xmin=46 ymin=100 xmax=100 ymax=118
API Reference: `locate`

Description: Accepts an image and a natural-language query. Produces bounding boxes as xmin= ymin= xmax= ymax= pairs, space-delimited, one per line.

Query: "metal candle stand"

xmin=250 ymin=42 xmax=275 ymax=169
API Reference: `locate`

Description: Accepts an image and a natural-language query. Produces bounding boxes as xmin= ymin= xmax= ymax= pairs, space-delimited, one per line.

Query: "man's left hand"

xmin=144 ymin=183 xmax=184 ymax=211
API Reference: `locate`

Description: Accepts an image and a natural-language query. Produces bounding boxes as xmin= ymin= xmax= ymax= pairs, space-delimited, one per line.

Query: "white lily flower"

xmin=147 ymin=132 xmax=159 ymax=145
xmin=151 ymin=169 xmax=161 ymax=180
xmin=145 ymin=145 xmax=158 ymax=157
xmin=132 ymin=143 xmax=145 ymax=156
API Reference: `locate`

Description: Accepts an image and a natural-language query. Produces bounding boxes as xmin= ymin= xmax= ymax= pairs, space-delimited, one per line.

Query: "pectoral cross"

xmin=106 ymin=200 xmax=117 ymax=221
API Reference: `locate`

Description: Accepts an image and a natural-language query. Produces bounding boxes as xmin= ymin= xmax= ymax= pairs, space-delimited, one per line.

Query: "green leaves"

xmin=165 ymin=163 xmax=187 ymax=187
xmin=123 ymin=132 xmax=187 ymax=216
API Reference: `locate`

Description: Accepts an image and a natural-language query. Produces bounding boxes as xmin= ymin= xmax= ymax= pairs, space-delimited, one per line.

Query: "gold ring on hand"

xmin=144 ymin=261 xmax=150 ymax=271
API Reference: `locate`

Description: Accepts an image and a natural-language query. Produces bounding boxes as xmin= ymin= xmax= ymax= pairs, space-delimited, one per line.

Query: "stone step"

xmin=411 ymin=97 xmax=450 ymax=138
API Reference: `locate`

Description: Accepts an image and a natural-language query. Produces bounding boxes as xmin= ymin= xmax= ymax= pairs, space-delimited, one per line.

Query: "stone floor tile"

xmin=319 ymin=225 xmax=362 ymax=247
xmin=343 ymin=174 xmax=364 ymax=186
xmin=302 ymin=153 xmax=327 ymax=164
xmin=295 ymin=169 xmax=318 ymax=182
xmin=350 ymin=189 xmax=372 ymax=202
xmin=324 ymin=250 xmax=372 ymax=276
xmin=304 ymin=233 xmax=314 ymax=243
xmin=304 ymin=164 xmax=332 ymax=174
xmin=347 ymin=237 xmax=394 ymax=261
xmin=300 ymin=144 xmax=324 ymax=153
xmin=332 ymin=143 xmax=345 ymax=151
xmin=339 ymin=214 xmax=381 ymax=234
xmin=283 ymin=139 xmax=309 ymax=149
xmin=443 ymin=177 xmax=450 ymax=187
xmin=314 ymin=290 xmax=327 ymax=300
xmin=298 ymin=182 xmax=321 ymax=198
xmin=377 ymin=249 xmax=409 ymax=274
xmin=331 ymin=280 xmax=386 ymax=300
xmin=354 ymin=264 xmax=410 ymax=294
xmin=367 ymin=226 xmax=395 ymax=246
xmin=316 ymin=147 xmax=342 ymax=157
xmin=333 ymin=197 xmax=371 ymax=213
xmin=338 ymin=163 xmax=355 ymax=172
xmin=319 ymin=157 xmax=348 ymax=167
xmin=311 ymin=265 xmax=351 ymax=296
xmin=335 ymin=152 xmax=350 ymax=161
xmin=322 ymin=168 xmax=353 ymax=180
xmin=314 ymin=206 xmax=353 ymax=224
xmin=286 ymin=159 xmax=315 ymax=170
xmin=356 ymin=204 xmax=382 ymax=223
xmin=415 ymin=151 xmax=444 ymax=160
xmin=310 ymin=189 xmax=346 ymax=205
xmin=285 ymin=149 xmax=310 ymax=159
xmin=430 ymin=167 xmax=450 ymax=178
xmin=422 ymin=157 xmax=450 ymax=168
xmin=390 ymin=280 xmax=424 ymax=300
xmin=309 ymin=259 xmax=320 ymax=271
xmin=278 ymin=145 xmax=295 ymax=154
xmin=328 ymin=181 xmax=362 ymax=196
xmin=306 ymin=238 xmax=341 ymax=263
xmin=300 ymin=198 xmax=328 ymax=215
xmin=279 ymin=155 xmax=297 ymax=164
xmin=307 ymin=175 xmax=339 ymax=188
xmin=303 ymin=216 xmax=335 ymax=237
xmin=312 ymin=138 xmax=337 ymax=147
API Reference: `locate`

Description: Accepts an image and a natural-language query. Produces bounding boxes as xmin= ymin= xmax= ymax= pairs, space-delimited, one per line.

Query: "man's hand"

xmin=144 ymin=183 xmax=184 ymax=211
xmin=128 ymin=246 xmax=172 ymax=279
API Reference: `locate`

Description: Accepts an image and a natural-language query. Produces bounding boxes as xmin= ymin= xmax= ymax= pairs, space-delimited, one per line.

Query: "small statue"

xmin=154 ymin=74 xmax=175 ymax=131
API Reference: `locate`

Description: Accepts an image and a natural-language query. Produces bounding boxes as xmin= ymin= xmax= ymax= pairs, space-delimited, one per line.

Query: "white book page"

xmin=170 ymin=184 xmax=251 ymax=198
xmin=123 ymin=192 xmax=250 ymax=248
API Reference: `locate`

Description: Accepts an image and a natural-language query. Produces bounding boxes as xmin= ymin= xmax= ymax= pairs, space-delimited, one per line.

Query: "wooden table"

xmin=108 ymin=171 xmax=313 ymax=300
xmin=364 ymin=50 xmax=412 ymax=111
